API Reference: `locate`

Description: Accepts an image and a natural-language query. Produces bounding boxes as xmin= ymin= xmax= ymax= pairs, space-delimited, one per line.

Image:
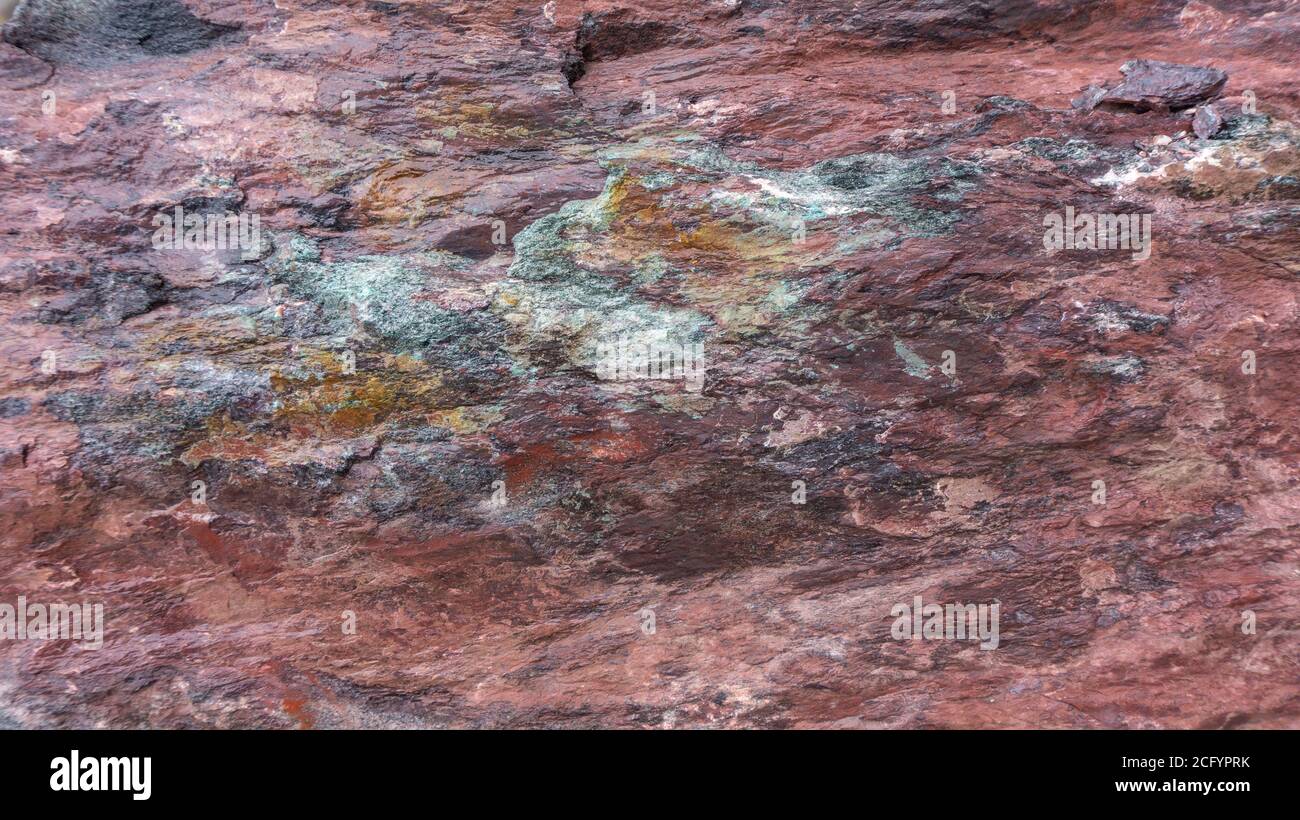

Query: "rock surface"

xmin=1078 ymin=58 xmax=1230 ymax=112
xmin=0 ymin=0 xmax=1298 ymax=728
xmin=1193 ymin=102 xmax=1224 ymax=139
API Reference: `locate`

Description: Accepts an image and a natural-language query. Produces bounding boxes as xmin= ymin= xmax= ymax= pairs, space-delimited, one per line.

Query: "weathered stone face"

xmin=3 ymin=0 xmax=242 ymax=66
xmin=1093 ymin=59 xmax=1230 ymax=112
xmin=0 ymin=0 xmax=1297 ymax=728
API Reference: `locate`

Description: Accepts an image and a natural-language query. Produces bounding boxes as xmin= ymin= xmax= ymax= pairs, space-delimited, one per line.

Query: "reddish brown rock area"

xmin=1 ymin=0 xmax=1298 ymax=729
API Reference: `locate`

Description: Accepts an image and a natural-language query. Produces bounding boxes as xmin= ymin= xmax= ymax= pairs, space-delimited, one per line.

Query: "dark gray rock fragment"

xmin=1077 ymin=59 xmax=1228 ymax=112
xmin=3 ymin=0 xmax=240 ymax=67
xmin=1071 ymin=84 xmax=1108 ymax=110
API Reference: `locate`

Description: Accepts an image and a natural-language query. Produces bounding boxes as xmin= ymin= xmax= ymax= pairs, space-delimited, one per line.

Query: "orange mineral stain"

xmin=282 ymin=696 xmax=315 ymax=729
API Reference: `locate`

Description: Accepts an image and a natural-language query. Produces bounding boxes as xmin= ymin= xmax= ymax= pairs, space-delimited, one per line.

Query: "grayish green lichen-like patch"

xmin=893 ymin=338 xmax=933 ymax=380
xmin=497 ymin=170 xmax=710 ymax=375
xmin=266 ymin=234 xmax=506 ymax=371
xmin=638 ymin=171 xmax=676 ymax=191
xmin=1083 ymin=354 xmax=1147 ymax=382
xmin=493 ymin=140 xmax=989 ymax=378
xmin=1087 ymin=300 xmax=1170 ymax=335
xmin=1220 ymin=114 xmax=1274 ymax=140
xmin=683 ymin=145 xmax=981 ymax=236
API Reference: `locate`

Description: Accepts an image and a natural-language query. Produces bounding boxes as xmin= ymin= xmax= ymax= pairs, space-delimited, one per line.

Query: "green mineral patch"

xmin=638 ymin=172 xmax=676 ymax=191
xmin=494 ymin=138 xmax=985 ymax=364
xmin=266 ymin=233 xmax=504 ymax=371
xmin=634 ymin=253 xmax=671 ymax=284
xmin=1015 ymin=137 xmax=1110 ymax=164
xmin=495 ymin=170 xmax=709 ymax=371
xmin=893 ymin=338 xmax=933 ymax=380
xmin=1083 ymin=354 xmax=1146 ymax=382
xmin=683 ymin=144 xmax=980 ymax=236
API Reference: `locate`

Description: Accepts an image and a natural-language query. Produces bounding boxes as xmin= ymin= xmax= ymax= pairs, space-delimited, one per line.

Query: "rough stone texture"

xmin=1079 ymin=58 xmax=1230 ymax=112
xmin=3 ymin=0 xmax=242 ymax=67
xmin=1194 ymin=102 xmax=1224 ymax=139
xmin=0 ymin=0 xmax=1298 ymax=729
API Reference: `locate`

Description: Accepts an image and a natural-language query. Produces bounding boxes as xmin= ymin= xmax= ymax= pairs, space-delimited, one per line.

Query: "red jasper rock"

xmin=0 ymin=0 xmax=1297 ymax=729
